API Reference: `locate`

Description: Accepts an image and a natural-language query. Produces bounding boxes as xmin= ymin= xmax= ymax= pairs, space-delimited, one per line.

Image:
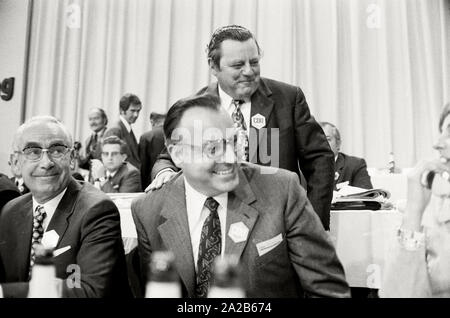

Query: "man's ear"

xmin=167 ymin=144 xmax=183 ymax=168
xmin=208 ymin=58 xmax=219 ymax=77
xmin=122 ymin=153 xmax=128 ymax=162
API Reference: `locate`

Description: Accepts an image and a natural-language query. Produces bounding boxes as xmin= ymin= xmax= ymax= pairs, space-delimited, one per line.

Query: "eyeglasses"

xmin=101 ymin=151 xmax=123 ymax=157
xmin=17 ymin=145 xmax=71 ymax=161
xmin=175 ymin=135 xmax=239 ymax=160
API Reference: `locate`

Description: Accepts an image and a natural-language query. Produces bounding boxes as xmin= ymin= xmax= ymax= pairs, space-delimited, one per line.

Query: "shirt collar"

xmin=119 ymin=116 xmax=132 ymax=132
xmin=218 ymin=85 xmax=234 ymax=110
xmin=184 ymin=177 xmax=227 ymax=222
xmin=32 ymin=187 xmax=68 ymax=221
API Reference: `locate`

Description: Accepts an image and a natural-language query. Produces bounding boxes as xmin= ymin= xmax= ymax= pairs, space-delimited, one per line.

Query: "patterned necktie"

xmin=29 ymin=205 xmax=47 ymax=279
xmin=195 ymin=197 xmax=221 ymax=298
xmin=231 ymin=100 xmax=249 ymax=161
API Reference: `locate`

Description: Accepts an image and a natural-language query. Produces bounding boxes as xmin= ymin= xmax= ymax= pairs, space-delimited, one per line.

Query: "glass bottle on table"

xmin=208 ymin=255 xmax=245 ymax=298
xmin=28 ymin=245 xmax=61 ymax=298
xmin=145 ymin=250 xmax=181 ymax=298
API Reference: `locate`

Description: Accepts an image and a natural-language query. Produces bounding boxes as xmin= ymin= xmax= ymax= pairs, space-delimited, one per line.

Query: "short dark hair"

xmin=206 ymin=25 xmax=261 ymax=68
xmin=438 ymin=103 xmax=450 ymax=133
xmin=164 ymin=94 xmax=221 ymax=144
xmin=119 ymin=93 xmax=142 ymax=112
xmin=149 ymin=112 xmax=166 ymax=122
xmin=90 ymin=107 xmax=108 ymax=126
xmin=319 ymin=121 xmax=341 ymax=146
xmin=101 ymin=135 xmax=128 ymax=154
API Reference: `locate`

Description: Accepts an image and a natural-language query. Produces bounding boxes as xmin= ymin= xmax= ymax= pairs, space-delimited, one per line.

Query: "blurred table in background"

xmin=368 ymin=169 xmax=408 ymax=203
xmin=108 ymin=193 xmax=143 ymax=255
xmin=329 ymin=210 xmax=402 ymax=289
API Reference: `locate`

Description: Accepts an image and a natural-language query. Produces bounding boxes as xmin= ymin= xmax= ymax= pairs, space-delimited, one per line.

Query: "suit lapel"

xmin=157 ymin=176 xmax=196 ymax=296
xmin=119 ymin=120 xmax=139 ymax=160
xmin=225 ymin=167 xmax=259 ymax=258
xmin=15 ymin=197 xmax=33 ymax=278
xmin=46 ymin=179 xmax=80 ymax=249
xmin=249 ymin=81 xmax=274 ymax=163
xmin=335 ymin=153 xmax=345 ymax=185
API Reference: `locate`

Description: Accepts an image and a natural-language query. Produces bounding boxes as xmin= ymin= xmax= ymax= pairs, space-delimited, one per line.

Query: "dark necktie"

xmin=29 ymin=205 xmax=47 ymax=278
xmin=90 ymin=133 xmax=98 ymax=153
xmin=195 ymin=197 xmax=221 ymax=298
xmin=231 ymin=99 xmax=249 ymax=161
xmin=130 ymin=129 xmax=137 ymax=146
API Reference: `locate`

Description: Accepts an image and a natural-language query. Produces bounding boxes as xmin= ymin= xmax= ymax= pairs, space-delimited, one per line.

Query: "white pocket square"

xmin=54 ymin=245 xmax=71 ymax=257
xmin=256 ymin=233 xmax=283 ymax=257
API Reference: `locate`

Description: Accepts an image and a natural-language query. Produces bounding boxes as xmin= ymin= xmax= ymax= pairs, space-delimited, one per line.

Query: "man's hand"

xmin=90 ymin=159 xmax=106 ymax=181
xmin=403 ymin=158 xmax=450 ymax=231
xmin=145 ymin=170 xmax=177 ymax=192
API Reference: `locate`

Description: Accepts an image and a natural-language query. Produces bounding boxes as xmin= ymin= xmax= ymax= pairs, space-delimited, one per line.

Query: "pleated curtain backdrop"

xmin=24 ymin=0 xmax=450 ymax=168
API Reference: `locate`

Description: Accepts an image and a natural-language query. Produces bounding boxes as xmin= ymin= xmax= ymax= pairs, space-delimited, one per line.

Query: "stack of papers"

xmin=331 ymin=185 xmax=393 ymax=210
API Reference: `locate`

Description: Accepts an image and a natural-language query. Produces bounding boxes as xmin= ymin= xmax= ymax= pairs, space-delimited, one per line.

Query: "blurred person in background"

xmin=91 ymin=136 xmax=141 ymax=193
xmin=320 ymin=122 xmax=373 ymax=190
xmin=381 ymin=103 xmax=450 ymax=297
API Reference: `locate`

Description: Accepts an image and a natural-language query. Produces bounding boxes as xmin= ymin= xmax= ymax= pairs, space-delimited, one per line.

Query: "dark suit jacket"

xmin=101 ymin=162 xmax=142 ymax=193
xmin=335 ymin=152 xmax=373 ymax=190
xmin=104 ymin=120 xmax=140 ymax=170
xmin=78 ymin=127 xmax=106 ymax=170
xmin=132 ymin=163 xmax=350 ymax=298
xmin=0 ymin=173 xmax=20 ymax=211
xmin=0 ymin=178 xmax=131 ymax=298
xmin=152 ymin=78 xmax=334 ymax=230
xmin=139 ymin=127 xmax=165 ymax=189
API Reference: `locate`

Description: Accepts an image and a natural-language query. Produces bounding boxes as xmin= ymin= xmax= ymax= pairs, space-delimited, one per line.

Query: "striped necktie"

xmin=231 ymin=99 xmax=249 ymax=161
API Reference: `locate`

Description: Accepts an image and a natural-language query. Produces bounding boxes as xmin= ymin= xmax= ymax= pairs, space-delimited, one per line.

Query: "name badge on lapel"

xmin=251 ymin=113 xmax=266 ymax=130
xmin=41 ymin=230 xmax=60 ymax=249
xmin=228 ymin=222 xmax=249 ymax=243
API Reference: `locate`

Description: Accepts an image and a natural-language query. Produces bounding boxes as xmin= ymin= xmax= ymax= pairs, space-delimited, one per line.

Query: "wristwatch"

xmin=397 ymin=228 xmax=425 ymax=251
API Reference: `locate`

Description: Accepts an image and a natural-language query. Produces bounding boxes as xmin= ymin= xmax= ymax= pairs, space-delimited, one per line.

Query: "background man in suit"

xmin=77 ymin=108 xmax=108 ymax=180
xmin=0 ymin=172 xmax=20 ymax=211
xmin=104 ymin=93 xmax=142 ymax=170
xmin=0 ymin=116 xmax=130 ymax=298
xmin=91 ymin=136 xmax=142 ymax=193
xmin=8 ymin=154 xmax=29 ymax=195
xmin=132 ymin=94 xmax=350 ymax=298
xmin=139 ymin=113 xmax=166 ymax=189
xmin=320 ymin=122 xmax=373 ymax=190
xmin=150 ymin=25 xmax=334 ymax=230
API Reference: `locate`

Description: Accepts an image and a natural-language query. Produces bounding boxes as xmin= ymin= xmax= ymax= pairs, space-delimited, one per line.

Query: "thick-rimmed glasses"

xmin=17 ymin=145 xmax=71 ymax=161
xmin=175 ymin=135 xmax=239 ymax=160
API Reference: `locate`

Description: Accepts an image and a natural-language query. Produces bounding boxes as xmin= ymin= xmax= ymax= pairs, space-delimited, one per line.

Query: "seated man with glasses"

xmin=90 ymin=136 xmax=142 ymax=193
xmin=0 ymin=116 xmax=131 ymax=298
xmin=131 ymin=94 xmax=350 ymax=298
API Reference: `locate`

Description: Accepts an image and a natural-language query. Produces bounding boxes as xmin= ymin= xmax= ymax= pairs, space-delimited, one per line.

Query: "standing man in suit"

xmin=132 ymin=94 xmax=350 ymax=298
xmin=139 ymin=113 xmax=166 ymax=189
xmin=77 ymin=108 xmax=108 ymax=179
xmin=0 ymin=116 xmax=130 ymax=298
xmin=150 ymin=25 xmax=334 ymax=230
xmin=91 ymin=136 xmax=142 ymax=193
xmin=320 ymin=122 xmax=373 ymax=190
xmin=104 ymin=93 xmax=142 ymax=170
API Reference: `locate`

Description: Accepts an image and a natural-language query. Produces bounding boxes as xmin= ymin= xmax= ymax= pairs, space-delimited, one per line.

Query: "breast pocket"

xmin=255 ymin=239 xmax=288 ymax=267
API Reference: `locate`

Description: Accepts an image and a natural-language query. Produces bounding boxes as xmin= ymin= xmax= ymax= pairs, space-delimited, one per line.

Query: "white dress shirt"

xmin=119 ymin=115 xmax=132 ymax=133
xmin=184 ymin=178 xmax=227 ymax=272
xmin=32 ymin=188 xmax=67 ymax=232
xmin=218 ymin=85 xmax=251 ymax=136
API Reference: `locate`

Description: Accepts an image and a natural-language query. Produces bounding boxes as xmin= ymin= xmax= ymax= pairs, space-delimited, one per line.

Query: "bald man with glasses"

xmin=132 ymin=94 xmax=350 ymax=298
xmin=0 ymin=116 xmax=130 ymax=298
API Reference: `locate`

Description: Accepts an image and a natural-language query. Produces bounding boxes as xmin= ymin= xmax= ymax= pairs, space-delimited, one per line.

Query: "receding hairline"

xmin=12 ymin=116 xmax=73 ymax=151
